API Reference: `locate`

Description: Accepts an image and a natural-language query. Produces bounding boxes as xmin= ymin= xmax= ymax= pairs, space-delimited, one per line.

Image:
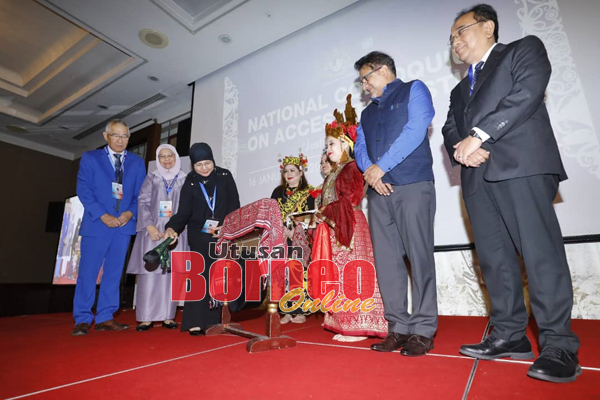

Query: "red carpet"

xmin=0 ymin=311 xmax=598 ymax=399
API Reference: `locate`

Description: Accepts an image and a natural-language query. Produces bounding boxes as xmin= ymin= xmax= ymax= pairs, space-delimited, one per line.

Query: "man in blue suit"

xmin=72 ymin=119 xmax=146 ymax=336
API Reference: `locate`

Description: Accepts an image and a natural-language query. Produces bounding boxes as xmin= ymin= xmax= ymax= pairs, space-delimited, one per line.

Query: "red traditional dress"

xmin=318 ymin=160 xmax=387 ymax=337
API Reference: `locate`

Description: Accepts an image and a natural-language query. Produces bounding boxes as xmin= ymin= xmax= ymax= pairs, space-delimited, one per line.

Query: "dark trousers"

xmin=464 ymin=174 xmax=579 ymax=353
xmin=368 ymin=180 xmax=438 ymax=338
xmin=180 ymin=233 xmax=221 ymax=331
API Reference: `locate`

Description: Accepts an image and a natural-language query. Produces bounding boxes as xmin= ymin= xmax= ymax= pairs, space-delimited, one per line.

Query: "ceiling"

xmin=0 ymin=0 xmax=359 ymax=160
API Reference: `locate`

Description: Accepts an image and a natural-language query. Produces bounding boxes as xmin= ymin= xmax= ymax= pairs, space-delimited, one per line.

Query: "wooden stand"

xmin=205 ymin=302 xmax=296 ymax=353
xmin=205 ymin=230 xmax=296 ymax=353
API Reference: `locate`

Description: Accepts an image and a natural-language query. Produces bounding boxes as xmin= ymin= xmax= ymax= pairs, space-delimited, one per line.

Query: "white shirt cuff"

xmin=472 ymin=127 xmax=491 ymax=142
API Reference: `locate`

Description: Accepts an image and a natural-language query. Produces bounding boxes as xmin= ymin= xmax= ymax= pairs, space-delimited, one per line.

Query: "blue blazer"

xmin=77 ymin=147 xmax=146 ymax=237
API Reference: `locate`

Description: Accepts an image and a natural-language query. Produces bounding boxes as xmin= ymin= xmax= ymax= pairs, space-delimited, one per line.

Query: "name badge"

xmin=111 ymin=182 xmax=123 ymax=199
xmin=159 ymin=201 xmax=173 ymax=218
xmin=202 ymin=219 xmax=219 ymax=234
xmin=158 ymin=200 xmax=173 ymax=218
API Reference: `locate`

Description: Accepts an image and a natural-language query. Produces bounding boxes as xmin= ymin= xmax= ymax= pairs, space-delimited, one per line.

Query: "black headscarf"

xmin=189 ymin=142 xmax=214 ymax=165
xmin=189 ymin=142 xmax=217 ymax=192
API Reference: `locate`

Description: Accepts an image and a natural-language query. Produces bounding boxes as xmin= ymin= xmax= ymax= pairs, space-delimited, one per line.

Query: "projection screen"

xmin=190 ymin=0 xmax=600 ymax=246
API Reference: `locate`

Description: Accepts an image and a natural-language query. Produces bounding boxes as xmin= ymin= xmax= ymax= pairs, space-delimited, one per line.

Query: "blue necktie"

xmin=113 ymin=154 xmax=122 ymax=212
xmin=113 ymin=154 xmax=123 ymax=184
xmin=470 ymin=61 xmax=484 ymax=95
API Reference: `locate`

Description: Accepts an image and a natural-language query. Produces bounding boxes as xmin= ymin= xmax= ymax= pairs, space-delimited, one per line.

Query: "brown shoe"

xmin=371 ymin=332 xmax=411 ymax=352
xmin=94 ymin=319 xmax=129 ymax=331
xmin=401 ymin=334 xmax=434 ymax=357
xmin=71 ymin=323 xmax=90 ymax=336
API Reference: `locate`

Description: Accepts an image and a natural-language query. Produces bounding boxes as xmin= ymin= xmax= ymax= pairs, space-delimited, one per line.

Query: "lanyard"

xmin=105 ymin=146 xmax=126 ymax=177
xmin=199 ymin=182 xmax=216 ymax=216
xmin=468 ymin=61 xmax=484 ymax=93
xmin=162 ymin=173 xmax=179 ymax=197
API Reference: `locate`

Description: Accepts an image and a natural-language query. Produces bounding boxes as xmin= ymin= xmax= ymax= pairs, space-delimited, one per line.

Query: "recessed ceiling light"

xmin=147 ymin=75 xmax=160 ymax=82
xmin=219 ymin=34 xmax=232 ymax=44
xmin=5 ymin=124 xmax=28 ymax=133
xmin=139 ymin=28 xmax=169 ymax=49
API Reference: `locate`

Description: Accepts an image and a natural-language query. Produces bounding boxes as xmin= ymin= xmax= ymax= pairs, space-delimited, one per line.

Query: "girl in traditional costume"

xmin=315 ymin=95 xmax=387 ymax=342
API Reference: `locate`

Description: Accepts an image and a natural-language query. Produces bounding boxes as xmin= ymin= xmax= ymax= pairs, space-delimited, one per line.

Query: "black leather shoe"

xmin=136 ymin=322 xmax=154 ymax=332
xmin=189 ymin=328 xmax=204 ymax=336
xmin=460 ymin=335 xmax=534 ymax=360
xmin=401 ymin=335 xmax=434 ymax=357
xmin=527 ymin=347 xmax=582 ymax=383
xmin=371 ymin=332 xmax=411 ymax=352
xmin=71 ymin=323 xmax=90 ymax=336
xmin=162 ymin=321 xmax=179 ymax=329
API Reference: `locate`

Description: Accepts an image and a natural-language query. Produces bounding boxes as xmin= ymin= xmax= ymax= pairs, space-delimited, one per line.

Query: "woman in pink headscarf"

xmin=127 ymin=144 xmax=189 ymax=331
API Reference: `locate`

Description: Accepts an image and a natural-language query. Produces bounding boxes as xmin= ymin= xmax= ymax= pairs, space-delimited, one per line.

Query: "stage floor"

xmin=1 ymin=310 xmax=598 ymax=399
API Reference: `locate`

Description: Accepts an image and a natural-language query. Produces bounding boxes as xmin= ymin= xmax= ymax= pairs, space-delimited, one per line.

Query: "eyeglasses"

xmin=449 ymin=20 xmax=486 ymax=46
xmin=194 ymin=161 xmax=213 ymax=169
xmin=158 ymin=153 xmax=175 ymax=159
xmin=360 ymin=66 xmax=383 ymax=87
xmin=107 ymin=133 xmax=130 ymax=141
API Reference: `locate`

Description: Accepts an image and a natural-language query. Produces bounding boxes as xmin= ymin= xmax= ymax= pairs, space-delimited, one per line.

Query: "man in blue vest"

xmin=71 ymin=119 xmax=146 ymax=336
xmin=354 ymin=51 xmax=438 ymax=356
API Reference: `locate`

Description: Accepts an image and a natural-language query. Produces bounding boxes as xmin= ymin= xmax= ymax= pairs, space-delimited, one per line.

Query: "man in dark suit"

xmin=442 ymin=4 xmax=580 ymax=382
xmin=72 ymin=119 xmax=146 ymax=336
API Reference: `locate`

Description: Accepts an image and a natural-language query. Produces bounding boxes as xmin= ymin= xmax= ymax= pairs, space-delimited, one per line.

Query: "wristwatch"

xmin=470 ymin=129 xmax=482 ymax=140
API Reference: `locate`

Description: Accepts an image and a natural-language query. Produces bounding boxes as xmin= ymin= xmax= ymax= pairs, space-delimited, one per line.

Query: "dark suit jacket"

xmin=77 ymin=148 xmax=146 ymax=236
xmin=442 ymin=35 xmax=566 ymax=196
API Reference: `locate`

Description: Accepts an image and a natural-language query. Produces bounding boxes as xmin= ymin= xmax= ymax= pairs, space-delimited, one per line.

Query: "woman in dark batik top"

xmin=270 ymin=154 xmax=315 ymax=324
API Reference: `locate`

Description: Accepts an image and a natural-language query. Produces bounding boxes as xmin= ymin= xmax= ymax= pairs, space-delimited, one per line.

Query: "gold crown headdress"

xmin=279 ymin=152 xmax=308 ymax=171
xmin=325 ymin=94 xmax=359 ymax=151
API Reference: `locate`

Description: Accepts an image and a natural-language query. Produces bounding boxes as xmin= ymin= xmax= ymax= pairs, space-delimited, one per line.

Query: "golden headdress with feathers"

xmin=325 ymin=94 xmax=358 ymax=151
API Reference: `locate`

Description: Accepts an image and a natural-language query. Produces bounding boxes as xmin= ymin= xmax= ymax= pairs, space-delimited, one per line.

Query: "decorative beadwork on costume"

xmin=279 ymin=153 xmax=308 ymax=171
xmin=277 ymin=186 xmax=313 ymax=221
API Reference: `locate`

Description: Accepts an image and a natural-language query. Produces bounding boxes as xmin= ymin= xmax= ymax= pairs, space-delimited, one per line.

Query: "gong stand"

xmin=204 ymin=232 xmax=296 ymax=353
xmin=205 ymin=301 xmax=296 ymax=353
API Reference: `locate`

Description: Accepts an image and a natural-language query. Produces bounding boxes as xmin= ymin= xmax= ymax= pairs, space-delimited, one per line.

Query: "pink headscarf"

xmin=155 ymin=144 xmax=181 ymax=180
